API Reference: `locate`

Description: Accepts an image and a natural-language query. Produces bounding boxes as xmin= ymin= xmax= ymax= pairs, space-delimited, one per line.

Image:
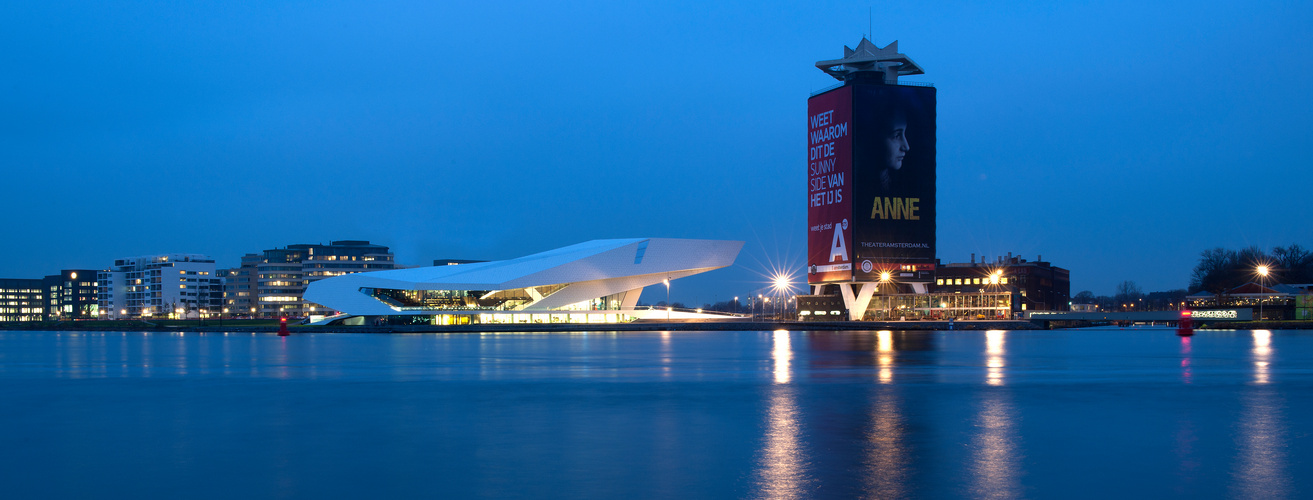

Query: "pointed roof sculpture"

xmin=815 ymin=38 xmax=924 ymax=83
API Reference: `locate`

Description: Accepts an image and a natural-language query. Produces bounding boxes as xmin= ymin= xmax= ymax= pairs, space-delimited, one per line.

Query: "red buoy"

xmin=1176 ymin=310 xmax=1193 ymax=337
xmin=278 ymin=316 xmax=290 ymax=336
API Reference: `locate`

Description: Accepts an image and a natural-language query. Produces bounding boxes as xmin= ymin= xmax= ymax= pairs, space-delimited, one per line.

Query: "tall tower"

xmin=806 ymin=38 xmax=936 ymax=320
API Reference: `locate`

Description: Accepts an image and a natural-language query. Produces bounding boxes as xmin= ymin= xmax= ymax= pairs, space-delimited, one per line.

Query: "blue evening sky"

xmin=3 ymin=1 xmax=1310 ymax=304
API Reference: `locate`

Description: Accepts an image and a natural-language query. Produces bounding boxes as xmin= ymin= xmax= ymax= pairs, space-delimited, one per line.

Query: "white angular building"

xmin=303 ymin=238 xmax=743 ymax=325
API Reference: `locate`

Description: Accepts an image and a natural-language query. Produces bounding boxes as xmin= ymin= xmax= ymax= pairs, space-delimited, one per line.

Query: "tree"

xmin=1114 ymin=281 xmax=1143 ymax=309
xmin=1073 ymin=290 xmax=1095 ymax=304
xmin=1190 ymin=247 xmax=1238 ymax=293
xmin=1145 ymin=289 xmax=1187 ymax=310
xmin=1273 ymin=244 xmax=1313 ymax=283
xmin=1186 ymin=245 xmax=1312 ymax=293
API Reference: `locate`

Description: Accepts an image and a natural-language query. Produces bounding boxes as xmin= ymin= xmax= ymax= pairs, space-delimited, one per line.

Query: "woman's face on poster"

xmin=886 ymin=119 xmax=909 ymax=170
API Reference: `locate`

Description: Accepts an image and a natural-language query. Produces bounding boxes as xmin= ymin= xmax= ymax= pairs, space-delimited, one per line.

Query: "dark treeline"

xmin=1072 ymin=243 xmax=1312 ymax=310
xmin=1189 ymin=244 xmax=1312 ymax=293
xmin=1074 ymin=282 xmax=1187 ymax=311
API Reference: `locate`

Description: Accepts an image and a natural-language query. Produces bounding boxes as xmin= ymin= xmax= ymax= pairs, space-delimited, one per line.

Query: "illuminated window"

xmin=936 ymin=279 xmax=944 ymax=285
xmin=1001 ymin=277 xmax=1008 ymax=284
xmin=973 ymin=278 xmax=980 ymax=285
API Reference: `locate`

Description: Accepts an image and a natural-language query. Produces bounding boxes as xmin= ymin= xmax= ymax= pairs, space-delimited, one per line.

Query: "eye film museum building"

xmin=303 ymin=238 xmax=743 ymax=325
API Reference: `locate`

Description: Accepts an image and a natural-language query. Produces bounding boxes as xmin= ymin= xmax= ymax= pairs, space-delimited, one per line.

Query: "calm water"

xmin=1 ymin=328 xmax=1310 ymax=499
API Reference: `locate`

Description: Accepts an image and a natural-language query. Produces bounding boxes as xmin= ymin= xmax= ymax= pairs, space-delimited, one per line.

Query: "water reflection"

xmin=773 ymin=330 xmax=792 ymax=385
xmin=660 ymin=331 xmax=672 ymax=379
xmin=969 ymin=394 xmax=1020 ymax=498
xmin=1180 ymin=336 xmax=1193 ymax=384
xmin=985 ymin=330 xmax=1005 ymax=386
xmin=1173 ymin=416 xmax=1200 ymax=493
xmin=755 ymin=330 xmax=810 ymax=498
xmin=1234 ymin=330 xmax=1288 ymax=497
xmin=1252 ymin=330 xmax=1271 ymax=385
xmin=863 ymin=388 xmax=907 ymax=497
xmin=876 ymin=330 xmax=894 ymax=384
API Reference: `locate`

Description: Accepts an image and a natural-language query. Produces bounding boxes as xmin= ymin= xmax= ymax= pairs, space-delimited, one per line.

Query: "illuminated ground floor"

xmin=800 ymin=290 xmax=1022 ymax=321
xmin=861 ymin=292 xmax=1016 ymax=320
xmin=319 ymin=307 xmax=738 ymax=326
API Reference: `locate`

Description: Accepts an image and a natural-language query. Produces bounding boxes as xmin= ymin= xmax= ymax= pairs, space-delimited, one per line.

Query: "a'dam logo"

xmin=1188 ymin=310 xmax=1238 ymax=319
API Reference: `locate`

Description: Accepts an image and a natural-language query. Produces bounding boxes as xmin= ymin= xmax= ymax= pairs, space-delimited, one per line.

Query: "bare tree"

xmin=1073 ymin=290 xmax=1095 ymax=304
xmin=1273 ymin=244 xmax=1313 ymax=282
xmin=1114 ymin=281 xmax=1143 ymax=309
xmin=1190 ymin=247 xmax=1236 ymax=293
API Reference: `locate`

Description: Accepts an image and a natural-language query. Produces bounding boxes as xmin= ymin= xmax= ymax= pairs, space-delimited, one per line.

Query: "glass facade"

xmin=257 ymin=241 xmax=394 ymax=317
xmin=363 ymin=286 xmax=626 ymax=314
xmin=862 ymin=292 xmax=1014 ymax=321
xmin=351 ymin=311 xmax=641 ymax=327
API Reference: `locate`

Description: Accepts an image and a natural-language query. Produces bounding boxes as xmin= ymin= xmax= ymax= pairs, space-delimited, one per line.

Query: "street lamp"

xmin=1257 ymin=265 xmax=1270 ymax=321
xmin=771 ymin=273 xmax=793 ymax=321
xmin=878 ymin=271 xmax=892 ymax=320
xmin=663 ymin=278 xmax=670 ymax=321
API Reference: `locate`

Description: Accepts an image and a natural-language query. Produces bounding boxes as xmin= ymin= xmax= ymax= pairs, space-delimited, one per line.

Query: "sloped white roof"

xmin=303 ymin=238 xmax=742 ymax=315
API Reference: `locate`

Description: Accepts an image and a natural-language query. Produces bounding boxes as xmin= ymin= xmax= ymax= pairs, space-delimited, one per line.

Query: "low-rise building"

xmin=43 ymin=269 xmax=101 ymax=320
xmin=812 ymin=253 xmax=1072 ymax=321
xmin=934 ymin=253 xmax=1071 ymax=315
xmin=1187 ymin=282 xmax=1311 ymax=321
xmin=0 ymin=278 xmax=46 ymax=322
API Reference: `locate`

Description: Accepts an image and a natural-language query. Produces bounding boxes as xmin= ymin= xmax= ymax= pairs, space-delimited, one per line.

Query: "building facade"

xmin=934 ymin=254 xmax=1071 ymax=314
xmin=256 ymin=240 xmax=395 ymax=318
xmin=0 ymin=278 xmax=46 ymax=322
xmin=98 ymin=254 xmax=222 ymax=319
xmin=43 ymin=269 xmax=101 ymax=320
xmin=803 ymin=253 xmax=1071 ymax=321
xmin=221 ymin=254 xmax=261 ymax=317
xmin=1187 ymin=282 xmax=1311 ymax=321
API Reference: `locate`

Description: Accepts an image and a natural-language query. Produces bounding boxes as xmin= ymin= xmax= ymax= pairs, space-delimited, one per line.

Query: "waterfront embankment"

xmin=0 ymin=319 xmax=1040 ymax=333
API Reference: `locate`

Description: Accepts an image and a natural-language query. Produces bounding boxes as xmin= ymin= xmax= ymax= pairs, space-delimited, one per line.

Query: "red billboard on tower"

xmin=807 ymin=83 xmax=936 ymax=285
xmin=806 ymin=86 xmax=854 ymax=283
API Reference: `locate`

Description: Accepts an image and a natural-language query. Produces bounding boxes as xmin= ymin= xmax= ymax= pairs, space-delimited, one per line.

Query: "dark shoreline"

xmin=0 ymin=320 xmax=1040 ymax=333
xmin=6 ymin=319 xmax=1309 ymax=333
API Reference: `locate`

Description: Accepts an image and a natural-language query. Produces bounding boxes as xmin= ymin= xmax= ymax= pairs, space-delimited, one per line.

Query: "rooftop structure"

xmin=815 ymin=38 xmax=924 ymax=84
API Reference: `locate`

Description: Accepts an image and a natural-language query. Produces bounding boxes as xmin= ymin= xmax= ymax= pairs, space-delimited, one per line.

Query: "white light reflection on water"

xmin=985 ymin=330 xmax=1005 ymax=386
xmin=754 ymin=330 xmax=811 ymax=499
xmin=1252 ymin=330 xmax=1271 ymax=385
xmin=660 ymin=331 xmax=672 ymax=378
xmin=863 ymin=389 xmax=907 ymax=497
xmin=1234 ymin=330 xmax=1289 ymax=498
xmin=772 ymin=330 xmax=791 ymax=385
xmin=876 ymin=330 xmax=894 ymax=384
xmin=969 ymin=396 xmax=1020 ymax=498
xmin=970 ymin=331 xmax=1019 ymax=498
